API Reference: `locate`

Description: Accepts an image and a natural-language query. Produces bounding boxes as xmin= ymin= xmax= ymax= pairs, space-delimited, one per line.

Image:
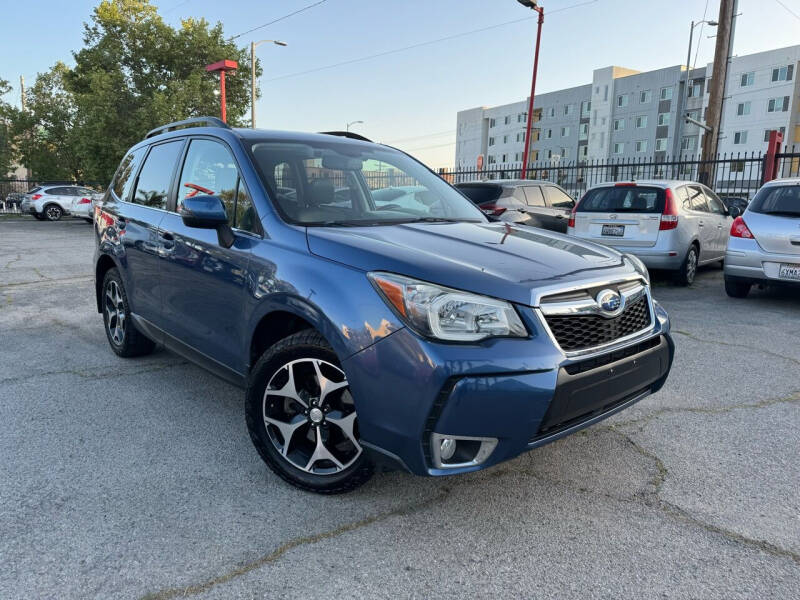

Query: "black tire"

xmin=33 ymin=213 xmax=45 ymax=221
xmin=725 ymin=276 xmax=751 ymax=298
xmin=44 ymin=204 xmax=63 ymax=221
xmin=675 ymin=244 xmax=699 ymax=286
xmin=101 ymin=268 xmax=156 ymax=357
xmin=246 ymin=329 xmax=373 ymax=494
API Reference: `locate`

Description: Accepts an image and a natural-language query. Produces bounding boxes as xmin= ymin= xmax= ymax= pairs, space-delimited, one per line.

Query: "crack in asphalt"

xmin=0 ymin=360 xmax=189 ymax=386
xmin=0 ymin=275 xmax=91 ymax=290
xmin=3 ymin=253 xmax=21 ymax=270
xmin=672 ymin=329 xmax=800 ymax=366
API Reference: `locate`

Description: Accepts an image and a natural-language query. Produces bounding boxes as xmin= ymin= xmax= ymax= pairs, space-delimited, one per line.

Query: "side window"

xmin=544 ymin=186 xmax=575 ymax=209
xmin=112 ymin=147 xmax=146 ymax=201
xmin=703 ymin=188 xmax=726 ymax=215
xmin=523 ymin=186 xmax=546 ymax=207
xmin=687 ymin=186 xmax=708 ymax=212
xmin=678 ymin=186 xmax=692 ymax=210
xmin=45 ymin=187 xmax=65 ymax=195
xmin=177 ymin=139 xmax=258 ymax=232
xmin=132 ymin=141 xmax=183 ymax=209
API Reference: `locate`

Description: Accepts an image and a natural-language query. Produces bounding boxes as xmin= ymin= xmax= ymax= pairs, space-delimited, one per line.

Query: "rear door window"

xmin=703 ymin=188 xmax=726 ymax=215
xmin=132 ymin=141 xmax=184 ymax=210
xmin=577 ymin=186 xmax=665 ymax=213
xmin=523 ymin=186 xmax=546 ymax=207
xmin=544 ymin=186 xmax=575 ymax=209
xmin=456 ymin=184 xmax=503 ymax=206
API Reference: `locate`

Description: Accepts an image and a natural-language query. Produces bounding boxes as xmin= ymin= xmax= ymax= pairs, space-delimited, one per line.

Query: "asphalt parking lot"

xmin=1 ymin=217 xmax=798 ymax=599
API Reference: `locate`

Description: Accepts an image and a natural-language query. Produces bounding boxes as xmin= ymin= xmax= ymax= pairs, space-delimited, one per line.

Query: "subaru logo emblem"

xmin=596 ymin=289 xmax=623 ymax=316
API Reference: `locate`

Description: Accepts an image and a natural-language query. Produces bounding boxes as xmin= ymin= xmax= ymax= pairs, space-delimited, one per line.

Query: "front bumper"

xmin=344 ymin=300 xmax=673 ymax=476
xmin=724 ymin=236 xmax=800 ymax=283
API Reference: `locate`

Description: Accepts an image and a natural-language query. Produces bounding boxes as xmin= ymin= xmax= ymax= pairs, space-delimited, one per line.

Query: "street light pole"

xmin=250 ymin=40 xmax=287 ymax=129
xmin=677 ymin=19 xmax=717 ymax=152
xmin=517 ymin=0 xmax=544 ymax=180
xmin=346 ymin=120 xmax=364 ymax=133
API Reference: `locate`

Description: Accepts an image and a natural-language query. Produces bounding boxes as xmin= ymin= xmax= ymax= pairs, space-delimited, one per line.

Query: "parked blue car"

xmin=94 ymin=117 xmax=674 ymax=493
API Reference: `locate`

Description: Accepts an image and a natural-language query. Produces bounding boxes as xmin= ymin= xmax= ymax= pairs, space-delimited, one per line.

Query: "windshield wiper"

xmin=397 ymin=217 xmax=484 ymax=224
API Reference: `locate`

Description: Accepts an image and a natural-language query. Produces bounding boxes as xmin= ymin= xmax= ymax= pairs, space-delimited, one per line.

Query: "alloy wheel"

xmin=45 ymin=205 xmax=62 ymax=221
xmin=686 ymin=248 xmax=697 ymax=284
xmin=262 ymin=358 xmax=361 ymax=475
xmin=104 ymin=280 xmax=126 ymax=346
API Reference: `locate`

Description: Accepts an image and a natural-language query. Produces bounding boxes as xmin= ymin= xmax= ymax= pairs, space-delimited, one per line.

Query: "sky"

xmin=2 ymin=0 xmax=800 ymax=167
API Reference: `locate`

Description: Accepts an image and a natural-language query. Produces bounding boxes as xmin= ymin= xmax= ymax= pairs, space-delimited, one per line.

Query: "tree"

xmin=0 ymin=78 xmax=15 ymax=177
xmin=10 ymin=64 xmax=83 ymax=181
xmin=67 ymin=0 xmax=258 ymax=182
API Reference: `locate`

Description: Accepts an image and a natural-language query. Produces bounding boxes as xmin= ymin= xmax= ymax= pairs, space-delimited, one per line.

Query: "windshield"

xmin=578 ymin=186 xmax=665 ymax=213
xmin=748 ymin=185 xmax=800 ymax=217
xmin=456 ymin=184 xmax=503 ymax=206
xmin=250 ymin=140 xmax=485 ymax=226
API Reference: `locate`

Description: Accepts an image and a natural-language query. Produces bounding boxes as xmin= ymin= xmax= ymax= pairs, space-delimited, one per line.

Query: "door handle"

xmin=160 ymin=231 xmax=175 ymax=250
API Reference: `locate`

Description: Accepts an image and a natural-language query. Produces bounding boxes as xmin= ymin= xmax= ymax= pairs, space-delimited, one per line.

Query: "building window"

xmin=681 ymin=136 xmax=696 ymax=151
xmin=564 ymin=104 xmax=574 ymax=116
xmin=635 ymin=140 xmax=648 ymax=153
xmin=613 ymin=118 xmax=625 ymax=131
xmin=580 ymin=145 xmax=588 ymax=158
xmin=546 ymin=149 xmax=552 ymax=159
xmin=688 ymin=82 xmax=701 ymax=97
xmin=560 ymin=148 xmax=569 ymax=159
xmin=640 ymin=90 xmax=651 ymax=103
xmin=740 ymin=71 xmax=754 ymax=87
xmin=488 ymin=137 xmax=495 ymax=146
xmin=579 ymin=122 xmax=589 ymax=140
xmin=617 ymin=94 xmax=629 ymax=108
xmin=561 ymin=126 xmax=570 ymax=137
xmin=733 ymin=131 xmax=748 ymax=144
xmin=548 ymin=107 xmax=555 ymax=118
xmin=687 ymin=109 xmax=700 ymax=122
xmin=731 ymin=161 xmax=745 ymax=173
xmin=545 ymin=128 xmax=552 ymax=139
xmin=660 ymin=86 xmax=673 ymax=100
xmin=487 ymin=155 xmax=496 ymax=165
xmin=489 ymin=118 xmax=496 ymax=128
xmin=635 ymin=115 xmax=648 ymax=128
xmin=501 ymin=154 xmax=508 ymax=163
xmin=518 ymin=113 xmax=527 ymax=123
xmin=503 ymin=135 xmax=509 ymax=144
xmin=737 ymin=101 xmax=751 ymax=116
xmin=657 ymin=112 xmax=670 ymax=126
xmin=767 ymin=96 xmax=790 ymax=112
xmin=603 ymin=85 xmax=608 ymax=101
xmin=514 ymin=152 xmax=521 ymax=162
xmin=613 ymin=142 xmax=624 ymax=154
xmin=771 ymin=65 xmax=794 ymax=82
xmin=504 ymin=116 xmax=510 ymax=125
xmin=764 ymin=127 xmax=786 ymax=142
xmin=581 ymin=100 xmax=591 ymax=118
xmin=655 ymin=138 xmax=667 ymax=152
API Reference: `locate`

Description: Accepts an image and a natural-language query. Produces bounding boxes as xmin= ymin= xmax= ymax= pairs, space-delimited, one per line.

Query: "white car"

xmin=568 ymin=180 xmax=736 ymax=285
xmin=20 ymin=185 xmax=100 ymax=222
xmin=724 ymin=178 xmax=800 ymax=297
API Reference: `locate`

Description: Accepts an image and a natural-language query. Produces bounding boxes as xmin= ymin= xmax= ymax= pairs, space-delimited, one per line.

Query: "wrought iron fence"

xmin=437 ymin=146 xmax=800 ymax=201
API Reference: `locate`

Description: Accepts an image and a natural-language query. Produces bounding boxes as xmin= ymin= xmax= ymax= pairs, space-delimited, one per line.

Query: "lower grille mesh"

xmin=544 ymin=296 xmax=651 ymax=352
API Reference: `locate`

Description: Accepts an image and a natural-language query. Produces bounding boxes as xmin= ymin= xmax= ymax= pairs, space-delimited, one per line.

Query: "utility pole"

xmin=19 ymin=75 xmax=26 ymax=111
xmin=700 ymin=0 xmax=737 ymax=183
xmin=517 ymin=0 xmax=544 ymax=180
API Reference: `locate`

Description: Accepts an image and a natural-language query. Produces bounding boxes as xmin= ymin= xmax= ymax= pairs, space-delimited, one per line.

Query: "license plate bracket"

xmin=602 ymin=224 xmax=625 ymax=237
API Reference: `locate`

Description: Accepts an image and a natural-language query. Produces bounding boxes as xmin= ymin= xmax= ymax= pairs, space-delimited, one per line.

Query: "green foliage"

xmin=7 ymin=0 xmax=259 ymax=182
xmin=0 ymin=78 xmax=14 ymax=176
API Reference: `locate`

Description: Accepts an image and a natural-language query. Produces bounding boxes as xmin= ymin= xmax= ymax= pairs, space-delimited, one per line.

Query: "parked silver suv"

xmin=724 ymin=178 xmax=800 ymax=297
xmin=568 ymin=180 xmax=736 ymax=285
xmin=20 ymin=184 xmax=100 ymax=222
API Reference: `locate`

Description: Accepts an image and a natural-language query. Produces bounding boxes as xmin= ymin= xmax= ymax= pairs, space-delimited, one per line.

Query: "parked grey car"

xmin=20 ymin=184 xmax=100 ymax=221
xmin=724 ymin=178 xmax=800 ymax=297
xmin=568 ymin=180 xmax=737 ymax=285
xmin=455 ymin=180 xmax=575 ymax=233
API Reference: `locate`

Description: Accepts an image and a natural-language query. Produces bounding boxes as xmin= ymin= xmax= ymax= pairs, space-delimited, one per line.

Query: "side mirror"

xmin=179 ymin=195 xmax=235 ymax=248
xmin=728 ymin=205 xmax=742 ymax=218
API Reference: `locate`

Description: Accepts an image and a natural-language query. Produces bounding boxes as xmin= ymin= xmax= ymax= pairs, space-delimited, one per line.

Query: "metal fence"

xmin=0 ymin=179 xmax=106 ymax=213
xmin=437 ymin=146 xmax=800 ymax=201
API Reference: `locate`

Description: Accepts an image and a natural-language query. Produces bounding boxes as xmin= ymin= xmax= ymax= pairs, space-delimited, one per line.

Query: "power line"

xmin=230 ymin=0 xmax=329 ymax=40
xmin=264 ymin=0 xmax=599 ymax=82
xmin=773 ymin=0 xmax=800 ymax=21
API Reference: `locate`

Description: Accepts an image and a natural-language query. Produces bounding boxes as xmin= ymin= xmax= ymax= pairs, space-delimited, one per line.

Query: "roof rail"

xmin=319 ymin=131 xmax=373 ymax=143
xmin=146 ymin=117 xmax=231 ymax=139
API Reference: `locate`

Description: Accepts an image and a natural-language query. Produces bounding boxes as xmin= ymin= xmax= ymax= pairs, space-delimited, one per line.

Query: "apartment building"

xmin=455 ymin=45 xmax=800 ymax=171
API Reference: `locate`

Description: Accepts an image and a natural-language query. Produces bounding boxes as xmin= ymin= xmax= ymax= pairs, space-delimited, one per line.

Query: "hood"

xmin=306 ymin=222 xmax=634 ymax=306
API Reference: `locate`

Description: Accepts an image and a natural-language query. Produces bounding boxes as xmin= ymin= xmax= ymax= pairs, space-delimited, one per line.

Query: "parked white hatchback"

xmin=568 ymin=180 xmax=736 ymax=285
xmin=724 ymin=178 xmax=800 ymax=297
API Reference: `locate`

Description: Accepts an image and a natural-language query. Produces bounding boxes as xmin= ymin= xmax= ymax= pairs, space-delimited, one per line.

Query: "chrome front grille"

xmin=538 ymin=280 xmax=654 ymax=354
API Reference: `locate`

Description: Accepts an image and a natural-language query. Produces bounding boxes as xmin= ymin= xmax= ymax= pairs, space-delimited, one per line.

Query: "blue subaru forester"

xmin=94 ymin=117 xmax=674 ymax=493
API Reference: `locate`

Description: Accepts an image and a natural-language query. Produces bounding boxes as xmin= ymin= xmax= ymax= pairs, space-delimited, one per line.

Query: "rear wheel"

xmin=44 ymin=204 xmax=63 ymax=221
xmin=725 ymin=276 xmax=751 ymax=298
xmin=246 ymin=329 xmax=373 ymax=494
xmin=102 ymin=268 xmax=155 ymax=357
xmin=675 ymin=245 xmax=698 ymax=286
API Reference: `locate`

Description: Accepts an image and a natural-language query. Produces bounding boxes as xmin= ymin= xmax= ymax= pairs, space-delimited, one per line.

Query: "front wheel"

xmin=44 ymin=204 xmax=63 ymax=221
xmin=246 ymin=329 xmax=373 ymax=494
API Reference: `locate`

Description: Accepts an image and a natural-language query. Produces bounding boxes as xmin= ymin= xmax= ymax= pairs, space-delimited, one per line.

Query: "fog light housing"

xmin=430 ymin=433 xmax=498 ymax=469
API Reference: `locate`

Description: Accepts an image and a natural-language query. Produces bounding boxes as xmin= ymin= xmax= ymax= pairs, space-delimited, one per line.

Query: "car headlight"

xmin=624 ymin=253 xmax=650 ymax=286
xmin=368 ymin=272 xmax=527 ymax=342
